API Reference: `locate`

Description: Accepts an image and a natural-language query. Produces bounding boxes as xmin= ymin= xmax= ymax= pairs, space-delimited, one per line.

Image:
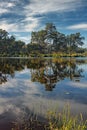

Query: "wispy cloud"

xmin=24 ymin=0 xmax=83 ymax=15
xmin=0 ymin=2 xmax=15 ymax=8
xmin=68 ymin=81 xmax=87 ymax=88
xmin=22 ymin=0 xmax=85 ymax=34
xmin=0 ymin=20 xmax=38 ymax=32
xmin=0 ymin=0 xmax=84 ymax=32
xmin=0 ymin=1 xmax=15 ymax=14
xmin=67 ymin=23 xmax=87 ymax=30
xmin=0 ymin=21 xmax=18 ymax=31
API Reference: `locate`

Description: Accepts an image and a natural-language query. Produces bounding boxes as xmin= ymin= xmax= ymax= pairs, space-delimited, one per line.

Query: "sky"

xmin=0 ymin=0 xmax=87 ymax=47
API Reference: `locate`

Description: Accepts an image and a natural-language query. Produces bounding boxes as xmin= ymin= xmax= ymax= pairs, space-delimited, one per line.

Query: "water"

xmin=0 ymin=57 xmax=87 ymax=129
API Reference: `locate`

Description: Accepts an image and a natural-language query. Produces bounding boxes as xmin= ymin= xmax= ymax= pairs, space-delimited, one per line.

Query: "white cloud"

xmin=0 ymin=21 xmax=18 ymax=31
xmin=0 ymin=1 xmax=15 ymax=15
xmin=22 ymin=0 xmax=83 ymax=34
xmin=0 ymin=2 xmax=15 ymax=8
xmin=0 ymin=0 xmax=84 ymax=32
xmin=68 ymin=81 xmax=87 ymax=88
xmin=0 ymin=8 xmax=8 ymax=14
xmin=0 ymin=20 xmax=36 ymax=32
xmin=25 ymin=0 xmax=82 ymax=15
xmin=0 ymin=14 xmax=40 ymax=32
xmin=67 ymin=23 xmax=87 ymax=30
xmin=21 ymin=14 xmax=42 ymax=31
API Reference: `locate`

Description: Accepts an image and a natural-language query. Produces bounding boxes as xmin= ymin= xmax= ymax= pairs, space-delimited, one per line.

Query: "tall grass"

xmin=12 ymin=106 xmax=87 ymax=130
xmin=47 ymin=106 xmax=87 ymax=130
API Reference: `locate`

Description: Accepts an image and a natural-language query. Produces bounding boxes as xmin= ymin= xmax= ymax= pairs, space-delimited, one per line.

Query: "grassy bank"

xmin=0 ymin=51 xmax=87 ymax=58
xmin=39 ymin=52 xmax=87 ymax=57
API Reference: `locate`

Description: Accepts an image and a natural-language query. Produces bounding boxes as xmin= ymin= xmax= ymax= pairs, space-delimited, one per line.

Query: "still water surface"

xmin=0 ymin=57 xmax=87 ymax=129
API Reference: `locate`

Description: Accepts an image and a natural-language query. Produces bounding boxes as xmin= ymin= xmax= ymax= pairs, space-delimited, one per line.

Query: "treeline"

xmin=0 ymin=23 xmax=86 ymax=57
xmin=0 ymin=29 xmax=27 ymax=57
xmin=29 ymin=23 xmax=85 ymax=56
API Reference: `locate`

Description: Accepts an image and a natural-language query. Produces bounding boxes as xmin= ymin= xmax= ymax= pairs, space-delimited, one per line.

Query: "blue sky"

xmin=0 ymin=0 xmax=87 ymax=47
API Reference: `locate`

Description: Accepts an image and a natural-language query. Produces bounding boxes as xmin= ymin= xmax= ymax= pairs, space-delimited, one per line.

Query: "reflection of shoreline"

xmin=30 ymin=59 xmax=84 ymax=91
xmin=0 ymin=72 xmax=7 ymax=84
xmin=0 ymin=58 xmax=86 ymax=90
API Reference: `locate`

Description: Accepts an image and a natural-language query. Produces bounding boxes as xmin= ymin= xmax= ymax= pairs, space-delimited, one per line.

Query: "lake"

xmin=0 ymin=57 xmax=87 ymax=130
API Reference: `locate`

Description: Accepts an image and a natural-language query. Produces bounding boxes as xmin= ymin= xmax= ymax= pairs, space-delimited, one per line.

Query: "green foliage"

xmin=0 ymin=23 xmax=86 ymax=57
xmin=28 ymin=23 xmax=85 ymax=55
xmin=0 ymin=29 xmax=27 ymax=57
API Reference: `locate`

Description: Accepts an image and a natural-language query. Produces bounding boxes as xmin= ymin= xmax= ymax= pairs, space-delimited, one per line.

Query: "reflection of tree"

xmin=68 ymin=58 xmax=83 ymax=81
xmin=0 ymin=58 xmax=85 ymax=88
xmin=0 ymin=72 xmax=7 ymax=84
xmin=0 ymin=58 xmax=26 ymax=84
xmin=30 ymin=59 xmax=84 ymax=91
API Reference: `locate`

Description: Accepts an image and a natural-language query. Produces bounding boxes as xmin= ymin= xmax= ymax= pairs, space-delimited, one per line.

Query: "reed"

xmin=12 ymin=105 xmax=87 ymax=130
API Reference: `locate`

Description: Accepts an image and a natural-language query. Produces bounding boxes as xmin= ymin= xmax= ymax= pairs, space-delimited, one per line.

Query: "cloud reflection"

xmin=0 ymin=69 xmax=87 ymax=121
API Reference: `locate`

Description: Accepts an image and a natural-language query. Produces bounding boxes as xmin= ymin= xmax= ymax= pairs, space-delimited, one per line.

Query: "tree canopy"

xmin=29 ymin=23 xmax=85 ymax=54
xmin=0 ymin=23 xmax=85 ymax=57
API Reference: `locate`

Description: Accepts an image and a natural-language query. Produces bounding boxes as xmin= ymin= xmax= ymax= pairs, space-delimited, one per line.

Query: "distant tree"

xmin=0 ymin=29 xmax=26 ymax=57
xmin=30 ymin=29 xmax=47 ymax=54
xmin=31 ymin=30 xmax=47 ymax=44
xmin=9 ymin=35 xmax=15 ymax=43
xmin=66 ymin=32 xmax=84 ymax=54
xmin=0 ymin=29 xmax=9 ymax=56
xmin=45 ymin=23 xmax=57 ymax=44
xmin=53 ymin=32 xmax=66 ymax=52
xmin=0 ymin=29 xmax=8 ymax=40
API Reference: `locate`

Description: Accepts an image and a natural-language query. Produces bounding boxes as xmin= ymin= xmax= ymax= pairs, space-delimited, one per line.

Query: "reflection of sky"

xmin=79 ymin=64 xmax=87 ymax=81
xmin=15 ymin=68 xmax=31 ymax=80
xmin=0 ymin=63 xmax=87 ymax=123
